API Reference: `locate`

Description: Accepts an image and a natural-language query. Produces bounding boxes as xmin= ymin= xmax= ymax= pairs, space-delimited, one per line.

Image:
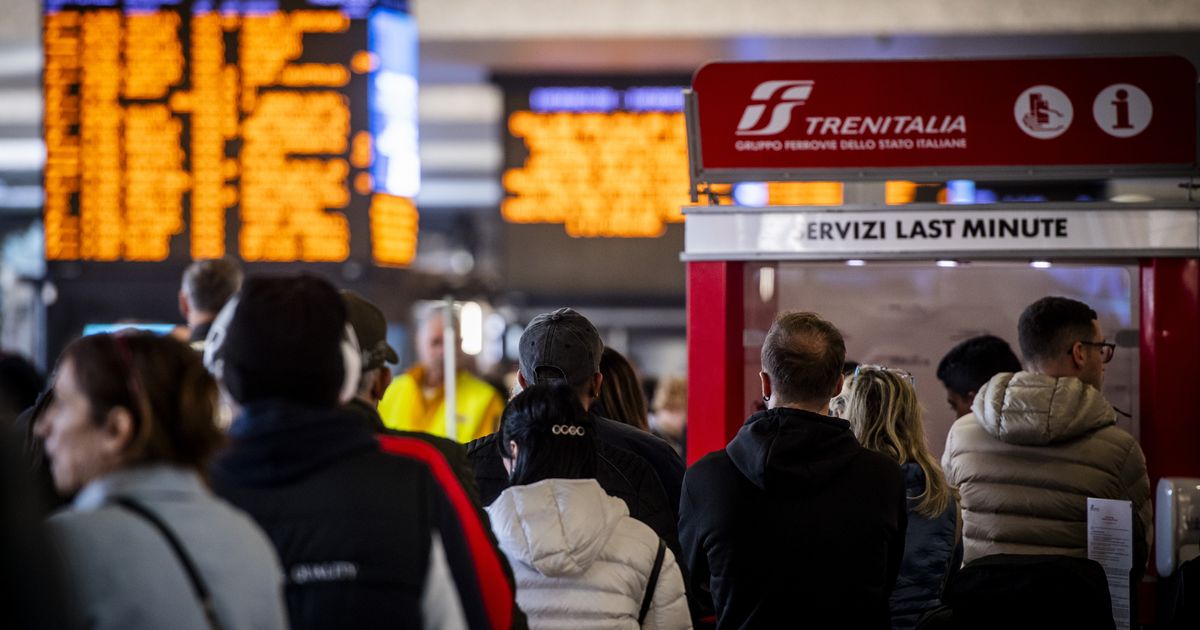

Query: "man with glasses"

xmin=942 ymin=297 xmax=1151 ymax=579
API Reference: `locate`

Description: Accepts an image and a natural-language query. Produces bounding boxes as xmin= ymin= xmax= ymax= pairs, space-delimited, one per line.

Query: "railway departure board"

xmin=497 ymin=77 xmax=842 ymax=238
xmin=498 ymin=77 xmax=702 ymax=239
xmin=43 ymin=0 xmax=419 ymax=265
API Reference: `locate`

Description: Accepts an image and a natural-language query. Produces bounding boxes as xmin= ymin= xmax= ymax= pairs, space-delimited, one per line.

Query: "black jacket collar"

xmin=213 ymin=399 xmax=378 ymax=486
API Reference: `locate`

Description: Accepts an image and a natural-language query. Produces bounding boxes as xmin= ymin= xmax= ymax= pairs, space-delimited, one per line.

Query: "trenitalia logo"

xmin=735 ymin=80 xmax=815 ymax=136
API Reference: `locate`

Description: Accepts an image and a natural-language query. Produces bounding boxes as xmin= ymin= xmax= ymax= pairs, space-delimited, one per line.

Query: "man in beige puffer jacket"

xmin=942 ymin=296 xmax=1152 ymax=575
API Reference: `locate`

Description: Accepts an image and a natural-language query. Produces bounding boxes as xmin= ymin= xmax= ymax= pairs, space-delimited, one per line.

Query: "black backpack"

xmin=916 ymin=554 xmax=1115 ymax=630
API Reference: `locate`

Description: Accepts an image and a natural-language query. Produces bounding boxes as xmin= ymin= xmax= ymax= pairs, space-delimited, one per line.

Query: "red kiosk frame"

xmin=681 ymin=57 xmax=1200 ymax=487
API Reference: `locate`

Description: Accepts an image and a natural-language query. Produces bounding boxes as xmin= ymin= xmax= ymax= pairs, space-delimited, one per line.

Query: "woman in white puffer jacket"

xmin=487 ymin=384 xmax=691 ymax=630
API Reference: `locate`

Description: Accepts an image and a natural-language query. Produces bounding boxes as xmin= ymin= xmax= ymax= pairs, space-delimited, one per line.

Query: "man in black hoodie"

xmin=207 ymin=275 xmax=515 ymax=630
xmin=679 ymin=311 xmax=907 ymax=629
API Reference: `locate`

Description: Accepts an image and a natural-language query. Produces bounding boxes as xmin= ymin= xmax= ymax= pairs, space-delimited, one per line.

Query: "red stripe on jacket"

xmin=377 ymin=435 xmax=513 ymax=630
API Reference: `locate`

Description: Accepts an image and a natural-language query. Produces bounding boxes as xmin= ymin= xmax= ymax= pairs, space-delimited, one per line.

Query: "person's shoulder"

xmin=464 ymin=432 xmax=508 ymax=499
xmin=46 ymin=506 xmax=95 ymax=532
xmin=466 ymin=431 xmax=499 ymax=457
xmin=390 ymin=429 xmax=468 ymax=461
xmin=691 ymin=448 xmax=731 ymax=466
xmin=595 ymin=414 xmax=680 ymax=458
xmin=46 ymin=506 xmax=139 ymax=552
xmin=1085 ymin=423 xmax=1145 ymax=471
xmin=460 ymin=370 xmax=499 ymax=392
xmin=376 ymin=432 xmax=465 ymax=473
xmin=594 ymin=440 xmax=674 ymax=506
xmin=683 ymin=449 xmax=735 ymax=481
xmin=682 ymin=451 xmax=748 ymax=514
xmin=853 ymin=446 xmax=905 ymax=483
xmin=171 ymin=496 xmax=284 ymax=567
xmin=594 ymin=438 xmax=642 ymax=466
xmin=1090 ymin=422 xmax=1139 ymax=447
xmin=381 ymin=368 xmax=420 ymax=399
xmin=608 ymin=514 xmax=663 ymax=557
xmin=949 ymin=413 xmax=980 ymax=432
xmin=944 ymin=412 xmax=989 ymax=451
xmin=43 ymin=509 xmax=132 ymax=587
xmin=48 ymin=503 xmax=124 ymax=526
xmin=348 ymin=437 xmax=446 ymax=487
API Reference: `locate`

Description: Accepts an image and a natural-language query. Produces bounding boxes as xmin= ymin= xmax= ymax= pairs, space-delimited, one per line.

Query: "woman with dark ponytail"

xmin=490 ymin=384 xmax=692 ymax=629
xmin=35 ymin=332 xmax=286 ymax=630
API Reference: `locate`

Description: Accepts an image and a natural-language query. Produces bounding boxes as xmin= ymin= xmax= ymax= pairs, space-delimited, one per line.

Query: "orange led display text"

xmin=43 ymin=1 xmax=417 ymax=265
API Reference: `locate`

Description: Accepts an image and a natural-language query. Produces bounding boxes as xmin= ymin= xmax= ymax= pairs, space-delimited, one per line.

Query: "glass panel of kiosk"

xmin=741 ymin=260 xmax=1139 ymax=459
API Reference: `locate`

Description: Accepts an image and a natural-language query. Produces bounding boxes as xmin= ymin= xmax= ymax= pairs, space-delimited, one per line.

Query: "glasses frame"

xmin=851 ymin=364 xmax=916 ymax=388
xmin=1073 ymin=340 xmax=1116 ymax=364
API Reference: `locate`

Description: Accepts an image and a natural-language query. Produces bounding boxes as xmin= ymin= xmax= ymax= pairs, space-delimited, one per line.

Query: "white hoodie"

xmin=486 ymin=478 xmax=691 ymax=630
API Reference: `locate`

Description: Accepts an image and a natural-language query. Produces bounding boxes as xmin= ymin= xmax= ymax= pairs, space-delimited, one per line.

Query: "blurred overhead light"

xmin=418 ymin=84 xmax=502 ymax=123
xmin=1030 ymin=260 xmax=1053 ymax=269
xmin=416 ymin=178 xmax=502 ymax=207
xmin=885 ymin=180 xmax=917 ymax=205
xmin=935 ymin=259 xmax=959 ymax=268
xmin=758 ymin=266 xmax=775 ymax=302
xmin=946 ymin=179 xmax=975 ymax=205
xmin=419 ymin=141 xmax=502 ymax=171
xmin=733 ymin=182 xmax=769 ymax=207
xmin=460 ymin=301 xmax=483 ymax=356
xmin=846 ymin=259 xmax=866 ymax=267
xmin=0 ymin=49 xmax=40 ymax=80
xmin=0 ymin=89 xmax=39 ymax=125
xmin=1109 ymin=193 xmax=1154 ymax=203
xmin=0 ymin=139 xmax=45 ymax=171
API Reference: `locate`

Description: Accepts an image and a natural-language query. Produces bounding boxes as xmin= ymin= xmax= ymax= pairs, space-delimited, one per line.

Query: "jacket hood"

xmin=972 ymin=371 xmax=1116 ymax=446
xmin=725 ymin=407 xmax=862 ymax=492
xmin=486 ymin=478 xmax=627 ymax=578
xmin=212 ymin=399 xmax=379 ymax=485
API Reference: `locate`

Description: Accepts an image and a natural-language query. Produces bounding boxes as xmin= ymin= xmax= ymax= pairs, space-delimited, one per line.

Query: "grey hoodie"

xmin=942 ymin=371 xmax=1152 ymax=567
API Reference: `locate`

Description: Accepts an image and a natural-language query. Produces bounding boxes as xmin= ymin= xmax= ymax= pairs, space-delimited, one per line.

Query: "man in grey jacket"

xmin=942 ymin=296 xmax=1152 ymax=574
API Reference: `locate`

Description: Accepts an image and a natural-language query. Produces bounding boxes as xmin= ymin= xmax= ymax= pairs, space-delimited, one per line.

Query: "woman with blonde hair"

xmin=840 ymin=366 xmax=962 ymax=630
xmin=650 ymin=377 xmax=687 ymax=458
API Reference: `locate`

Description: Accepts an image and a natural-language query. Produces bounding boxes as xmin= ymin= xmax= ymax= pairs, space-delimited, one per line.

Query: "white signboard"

xmin=683 ymin=206 xmax=1200 ymax=260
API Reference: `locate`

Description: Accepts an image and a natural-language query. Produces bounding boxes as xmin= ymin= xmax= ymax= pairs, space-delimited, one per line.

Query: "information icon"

xmin=1014 ymin=85 xmax=1074 ymax=139
xmin=1092 ymin=84 xmax=1153 ymax=138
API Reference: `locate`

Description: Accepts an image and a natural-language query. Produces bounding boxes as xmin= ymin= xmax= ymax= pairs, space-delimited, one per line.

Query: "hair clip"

xmin=551 ymin=425 xmax=585 ymax=437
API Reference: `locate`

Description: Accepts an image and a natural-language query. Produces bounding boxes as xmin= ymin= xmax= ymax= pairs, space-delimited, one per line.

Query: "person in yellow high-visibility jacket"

xmin=378 ymin=307 xmax=503 ymax=443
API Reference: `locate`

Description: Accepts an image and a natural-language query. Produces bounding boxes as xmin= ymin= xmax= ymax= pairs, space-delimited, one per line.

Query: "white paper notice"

xmin=1088 ymin=498 xmax=1133 ymax=630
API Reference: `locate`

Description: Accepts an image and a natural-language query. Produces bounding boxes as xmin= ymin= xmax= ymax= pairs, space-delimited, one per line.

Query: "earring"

xmin=762 ymin=395 xmax=770 ymax=403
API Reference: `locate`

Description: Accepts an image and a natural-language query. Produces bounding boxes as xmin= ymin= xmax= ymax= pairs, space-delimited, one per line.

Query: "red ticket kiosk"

xmin=682 ymin=56 xmax=1200 ymax=625
xmin=682 ymin=56 xmax=1200 ymax=493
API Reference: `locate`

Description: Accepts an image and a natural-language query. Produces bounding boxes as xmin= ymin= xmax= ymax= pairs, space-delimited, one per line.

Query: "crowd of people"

xmin=0 ymin=257 xmax=1158 ymax=630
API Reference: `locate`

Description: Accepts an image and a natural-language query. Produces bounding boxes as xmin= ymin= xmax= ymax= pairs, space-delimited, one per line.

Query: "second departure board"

xmin=496 ymin=77 xmax=842 ymax=238
xmin=498 ymin=77 xmax=701 ymax=239
xmin=44 ymin=0 xmax=419 ymax=265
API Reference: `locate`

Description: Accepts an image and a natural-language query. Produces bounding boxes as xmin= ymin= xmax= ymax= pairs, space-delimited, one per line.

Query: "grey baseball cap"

xmin=518 ymin=307 xmax=603 ymax=388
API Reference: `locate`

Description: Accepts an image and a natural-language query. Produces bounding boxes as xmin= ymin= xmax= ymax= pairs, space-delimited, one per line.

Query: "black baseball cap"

xmin=518 ymin=308 xmax=603 ymax=388
xmin=341 ymin=290 xmax=399 ymax=372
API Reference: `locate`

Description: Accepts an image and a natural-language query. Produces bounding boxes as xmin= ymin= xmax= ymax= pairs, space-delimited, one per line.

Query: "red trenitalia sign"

xmin=687 ymin=56 xmax=1198 ymax=184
